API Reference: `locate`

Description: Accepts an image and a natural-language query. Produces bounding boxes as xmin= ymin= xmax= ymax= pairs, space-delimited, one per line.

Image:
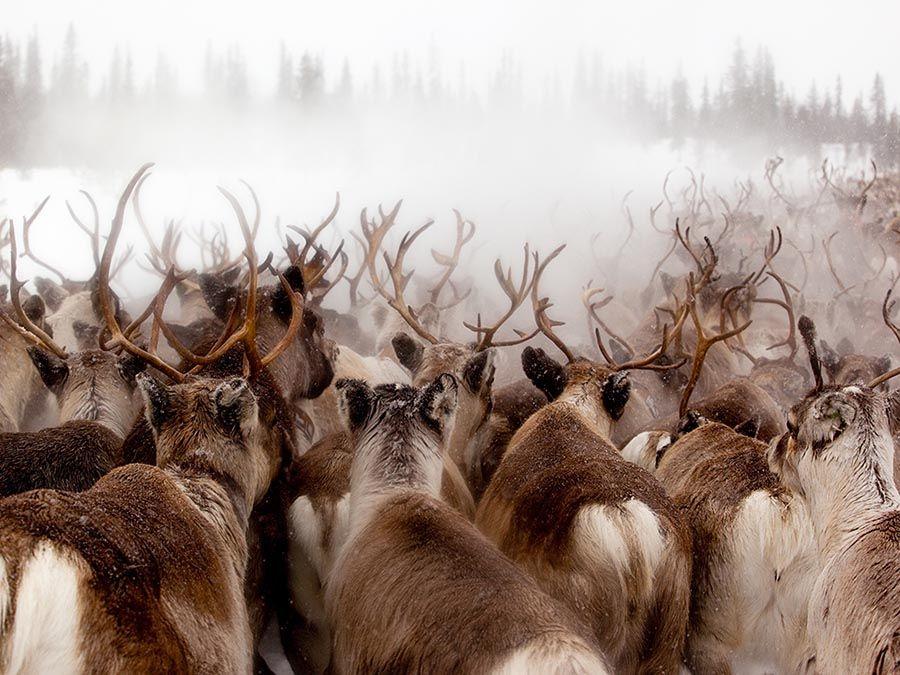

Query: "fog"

xmin=0 ymin=0 xmax=897 ymax=318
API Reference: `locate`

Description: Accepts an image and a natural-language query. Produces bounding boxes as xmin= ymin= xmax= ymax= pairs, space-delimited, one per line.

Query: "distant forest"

xmin=0 ymin=24 xmax=898 ymax=167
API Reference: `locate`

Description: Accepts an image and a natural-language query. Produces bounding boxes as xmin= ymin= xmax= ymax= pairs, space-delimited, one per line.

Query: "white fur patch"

xmin=724 ymin=490 xmax=816 ymax=672
xmin=491 ymin=637 xmax=611 ymax=674
xmin=620 ymin=432 xmax=669 ymax=473
xmin=0 ymin=555 xmax=8 ymax=630
xmin=5 ymin=543 xmax=83 ymax=674
xmin=575 ymin=499 xmax=666 ymax=600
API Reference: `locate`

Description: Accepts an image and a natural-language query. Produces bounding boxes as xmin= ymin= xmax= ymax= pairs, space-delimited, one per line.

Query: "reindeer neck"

xmin=804 ymin=432 xmax=900 ymax=562
xmin=556 ymin=386 xmax=613 ymax=438
xmin=163 ymin=463 xmax=250 ymax=579
xmin=347 ymin=426 xmax=443 ymax=534
xmin=0 ymin=334 xmax=38 ymax=430
xmin=59 ymin=385 xmax=134 ymax=439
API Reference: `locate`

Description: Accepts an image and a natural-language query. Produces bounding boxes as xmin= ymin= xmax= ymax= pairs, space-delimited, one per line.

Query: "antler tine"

xmin=530 ymin=244 xmax=574 ymax=362
xmin=132 ymin=174 xmax=184 ymax=277
xmin=260 ymin=271 xmax=305 ymax=367
xmin=96 ymin=163 xmax=187 ymax=382
xmin=757 ymin=271 xmax=798 ymax=358
xmin=373 ymin=220 xmax=439 ymax=344
xmin=765 ymin=156 xmax=797 ymax=213
xmin=674 ymin=218 xmax=704 ymax=271
xmin=238 ymin=179 xmax=261 ymax=239
xmin=750 ymin=226 xmax=783 ymax=284
xmin=428 ymin=208 xmax=476 ymax=305
xmin=612 ymin=298 xmax=690 ymax=372
xmin=436 ymin=280 xmax=471 ymax=311
xmin=581 ymin=284 xmax=634 ymax=359
xmin=20 ymin=195 xmax=66 ymax=284
xmin=122 ymin=265 xmax=193 ymax=342
xmin=882 ymin=284 xmax=900 ymax=346
xmin=857 ymin=160 xmax=877 ymax=214
xmin=869 ymin=287 xmax=900 ymax=388
xmin=679 ymin=275 xmax=752 ymax=417
xmin=294 ymin=191 xmax=340 ymax=268
xmin=347 ymin=200 xmax=402 ymax=307
xmin=162 ymin=186 xmax=265 ymax=373
xmin=65 ymin=190 xmax=101 ymax=268
xmin=822 ymin=232 xmax=853 ymax=294
xmin=7 ymin=223 xmax=68 ymax=359
xmin=306 ymin=239 xmax=347 ymax=296
xmin=464 ymin=243 xmax=537 ymax=350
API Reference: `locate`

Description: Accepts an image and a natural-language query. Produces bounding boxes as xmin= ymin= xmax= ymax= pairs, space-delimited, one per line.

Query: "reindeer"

xmin=325 ymin=376 xmax=609 ymax=674
xmin=622 ymin=414 xmax=817 ymax=673
xmin=765 ymin=316 xmax=900 ymax=674
xmin=476 ymin=246 xmax=692 ymax=674
xmin=95 ymin=165 xmax=331 ymax=673
xmin=0 ymin=163 xmax=315 ymax=673
xmin=0 ymin=316 xmax=145 ymax=495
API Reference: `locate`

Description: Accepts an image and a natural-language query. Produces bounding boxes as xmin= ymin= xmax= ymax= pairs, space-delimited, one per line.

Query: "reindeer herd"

xmin=0 ymin=158 xmax=898 ymax=674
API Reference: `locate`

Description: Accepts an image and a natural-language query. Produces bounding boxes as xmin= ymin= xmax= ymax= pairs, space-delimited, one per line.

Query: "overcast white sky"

xmin=4 ymin=0 xmax=899 ymax=103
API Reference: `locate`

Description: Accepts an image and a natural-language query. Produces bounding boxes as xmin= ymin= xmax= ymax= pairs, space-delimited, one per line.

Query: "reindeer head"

xmin=138 ymin=374 xmax=282 ymax=508
xmin=392 ymin=334 xmax=496 ymax=451
xmin=521 ymin=348 xmax=631 ymax=423
xmin=198 ymin=264 xmax=335 ymax=404
xmin=28 ymin=346 xmax=146 ymax=437
xmin=768 ymin=316 xmax=899 ymax=501
xmin=336 ymin=375 xmax=459 ymax=495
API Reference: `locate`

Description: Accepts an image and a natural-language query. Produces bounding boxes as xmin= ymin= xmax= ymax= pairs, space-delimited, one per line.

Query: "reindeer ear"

xmin=336 ymin=378 xmax=375 ymax=432
xmin=418 ymin=373 xmax=459 ymax=435
xmin=27 ymin=346 xmax=69 ymax=391
xmin=22 ymin=294 xmax=46 ymax=324
xmin=601 ymin=371 xmax=631 ymax=421
xmin=521 ymin=347 xmax=567 ymax=401
xmin=676 ymin=409 xmax=708 ymax=436
xmin=819 ymin=340 xmax=840 ymax=379
xmin=272 ymin=266 xmax=307 ymax=320
xmin=116 ymin=351 xmax=147 ymax=386
xmin=392 ymin=333 xmax=424 ymax=373
xmin=874 ymin=355 xmax=892 ymax=378
xmin=463 ymin=349 xmax=496 ymax=395
xmin=734 ymin=417 xmax=760 ymax=439
xmin=34 ymin=277 xmax=67 ymax=313
xmin=222 ymin=267 xmax=242 ymax=286
xmin=137 ymin=373 xmax=172 ymax=433
xmin=199 ymin=273 xmax=238 ymax=321
xmin=836 ymin=337 xmax=854 ymax=357
xmin=213 ymin=378 xmax=259 ymax=438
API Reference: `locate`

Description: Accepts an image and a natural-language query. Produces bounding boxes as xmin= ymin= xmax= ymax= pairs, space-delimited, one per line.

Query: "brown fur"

xmin=329 ymin=492 xmax=606 ymax=674
xmin=652 ymin=378 xmax=786 ymax=443
xmin=478 ymin=358 xmax=691 ymax=673
xmin=655 ymin=422 xmax=816 ymax=673
xmin=0 ymin=374 xmax=287 ymax=673
xmin=0 ymin=421 xmax=123 ymax=497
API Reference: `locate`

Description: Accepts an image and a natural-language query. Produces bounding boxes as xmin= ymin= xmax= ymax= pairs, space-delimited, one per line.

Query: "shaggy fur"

xmin=327 ymin=377 xmax=609 ymax=674
xmin=478 ymin=351 xmax=691 ymax=674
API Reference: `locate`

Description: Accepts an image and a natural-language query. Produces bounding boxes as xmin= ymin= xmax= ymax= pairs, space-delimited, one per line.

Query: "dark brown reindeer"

xmin=84 ymin=164 xmax=329 ymax=674
xmin=476 ymin=245 xmax=692 ymax=674
xmin=325 ymin=376 xmax=609 ymax=674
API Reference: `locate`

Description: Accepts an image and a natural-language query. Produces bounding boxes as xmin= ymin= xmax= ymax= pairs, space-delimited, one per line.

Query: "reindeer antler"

xmin=464 ymin=244 xmax=537 ymax=350
xmin=429 ymin=209 xmax=475 ymax=305
xmin=679 ymin=275 xmax=752 ymax=416
xmin=531 ymin=244 xmax=574 ymax=362
xmin=372 ymin=220 xmax=439 ymax=344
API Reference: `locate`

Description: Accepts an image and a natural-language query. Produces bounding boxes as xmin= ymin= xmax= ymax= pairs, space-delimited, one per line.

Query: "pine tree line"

xmin=0 ymin=26 xmax=897 ymax=166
